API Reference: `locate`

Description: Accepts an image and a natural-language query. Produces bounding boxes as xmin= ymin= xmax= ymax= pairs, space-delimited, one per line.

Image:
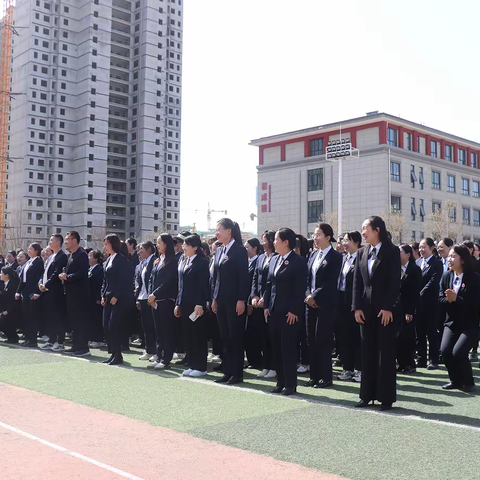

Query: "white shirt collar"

xmin=109 ymin=253 xmax=117 ymax=262
xmin=249 ymin=255 xmax=258 ymax=263
xmin=145 ymin=254 xmax=154 ymax=264
xmin=188 ymin=254 xmax=197 ymax=263
xmin=224 ymin=238 xmax=235 ymax=254
xmin=283 ymin=250 xmax=292 ymax=260
xmin=454 ymin=272 xmax=463 ymax=281
xmin=320 ymin=245 xmax=332 ymax=257
xmin=370 ymin=242 xmax=382 ymax=253
xmin=4 ymin=280 xmax=9 ymax=288
xmin=347 ymin=251 xmax=358 ymax=261
xmin=423 ymin=254 xmax=433 ymax=264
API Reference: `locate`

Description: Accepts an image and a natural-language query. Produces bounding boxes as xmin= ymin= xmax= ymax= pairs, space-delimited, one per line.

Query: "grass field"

xmin=1 ymin=341 xmax=480 ymax=480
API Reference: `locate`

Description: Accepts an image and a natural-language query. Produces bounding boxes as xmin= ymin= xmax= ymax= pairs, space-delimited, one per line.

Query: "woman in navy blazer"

xmin=211 ymin=218 xmax=249 ymax=385
xmin=15 ymin=243 xmax=44 ymax=347
xmin=174 ymin=235 xmax=210 ymax=376
xmin=147 ymin=234 xmax=178 ymax=370
xmin=0 ymin=266 xmax=21 ymax=343
xmin=439 ymin=244 xmax=480 ymax=392
xmin=88 ymin=250 xmax=104 ymax=346
xmin=264 ymin=228 xmax=307 ymax=395
xmin=101 ymin=234 xmax=134 ymax=365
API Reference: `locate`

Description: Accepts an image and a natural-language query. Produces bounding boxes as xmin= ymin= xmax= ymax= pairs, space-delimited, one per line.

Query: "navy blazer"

xmin=263 ymin=251 xmax=307 ymax=317
xmin=307 ymin=247 xmax=343 ymax=307
xmin=16 ymin=257 xmax=43 ymax=298
xmin=101 ymin=253 xmax=134 ymax=302
xmin=148 ymin=257 xmax=178 ymax=300
xmin=251 ymin=253 xmax=278 ymax=300
xmin=0 ymin=276 xmax=20 ymax=314
xmin=89 ymin=264 xmax=104 ymax=303
xmin=135 ymin=256 xmax=155 ymax=299
xmin=419 ymin=256 xmax=443 ymax=302
xmin=212 ymin=241 xmax=249 ymax=303
xmin=42 ymin=250 xmax=68 ymax=295
xmin=176 ymin=255 xmax=210 ymax=308
xmin=340 ymin=253 xmax=357 ymax=309
xmin=398 ymin=261 xmax=422 ymax=317
xmin=439 ymin=271 xmax=480 ymax=330
xmin=64 ymin=248 xmax=89 ymax=294
xmin=247 ymin=256 xmax=259 ymax=303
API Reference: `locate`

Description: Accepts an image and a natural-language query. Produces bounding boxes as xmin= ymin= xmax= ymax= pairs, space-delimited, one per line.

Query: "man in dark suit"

xmin=126 ymin=238 xmax=140 ymax=269
xmin=58 ymin=231 xmax=90 ymax=357
xmin=39 ymin=234 xmax=68 ymax=352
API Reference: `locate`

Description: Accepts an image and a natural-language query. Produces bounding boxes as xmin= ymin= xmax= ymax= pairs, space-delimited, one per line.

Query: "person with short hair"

xmin=0 ymin=266 xmax=21 ymax=344
xmin=88 ymin=250 xmax=105 ymax=348
xmin=6 ymin=251 xmax=18 ymax=271
xmin=126 ymin=238 xmax=139 ymax=269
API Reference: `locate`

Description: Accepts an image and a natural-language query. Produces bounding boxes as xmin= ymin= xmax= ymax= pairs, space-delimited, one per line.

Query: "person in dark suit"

xmin=15 ymin=243 xmax=44 ymax=347
xmin=211 ymin=218 xmax=249 ymax=385
xmin=437 ymin=238 xmax=454 ymax=348
xmin=305 ymin=223 xmax=343 ymax=389
xmin=353 ymin=216 xmax=401 ymax=411
xmin=38 ymin=234 xmax=68 ymax=352
xmin=337 ymin=231 xmax=362 ymax=382
xmin=58 ymin=231 xmax=90 ymax=357
xmin=6 ymin=251 xmax=18 ymax=271
xmin=439 ymin=244 xmax=480 ymax=392
xmin=244 ymin=237 xmax=264 ymax=370
xmin=396 ymin=244 xmax=422 ymax=374
xmin=174 ymin=235 xmax=210 ymax=376
xmin=126 ymin=238 xmax=140 ymax=269
xmin=101 ymin=234 xmax=134 ymax=365
xmin=88 ymin=250 xmax=105 ymax=347
xmin=416 ymin=237 xmax=443 ymax=370
xmin=16 ymin=251 xmax=28 ymax=276
xmin=147 ymin=234 xmax=178 ymax=370
xmin=0 ymin=266 xmax=21 ymax=343
xmin=251 ymin=230 xmax=277 ymax=378
xmin=207 ymin=241 xmax=223 ymax=366
xmin=135 ymin=241 xmax=157 ymax=361
xmin=264 ymin=228 xmax=307 ymax=395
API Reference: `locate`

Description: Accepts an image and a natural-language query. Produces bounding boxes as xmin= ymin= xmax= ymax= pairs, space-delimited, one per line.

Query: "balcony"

xmin=109 ymin=81 xmax=129 ymax=94
xmin=106 ymin=194 xmax=126 ymax=204
xmin=109 ymin=95 xmax=128 ymax=106
xmin=109 ymin=107 xmax=128 ymax=118
xmin=112 ymin=0 xmax=132 ymax=11
xmin=107 ymin=169 xmax=127 ymax=180
xmin=106 ymin=219 xmax=126 ymax=230
xmin=109 ymin=69 xmax=129 ymax=82
xmin=110 ymin=58 xmax=129 ymax=70
xmin=108 ymin=132 xmax=128 ymax=143
xmin=106 ymin=206 xmax=126 ymax=217
xmin=112 ymin=8 xmax=131 ymax=22
xmin=108 ymin=120 xmax=128 ymax=130
xmin=108 ymin=156 xmax=127 ymax=167
xmin=107 ymin=144 xmax=127 ymax=155
xmin=111 ymin=20 xmax=130 ymax=35
xmin=111 ymin=32 xmax=130 ymax=47
xmin=111 ymin=44 xmax=130 ymax=59
xmin=107 ymin=181 xmax=126 ymax=192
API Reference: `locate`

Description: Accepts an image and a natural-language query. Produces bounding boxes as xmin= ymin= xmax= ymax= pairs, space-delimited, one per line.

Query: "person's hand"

xmin=236 ymin=300 xmax=245 ymax=316
xmin=405 ymin=314 xmax=413 ymax=323
xmin=110 ymin=297 xmax=118 ymax=306
xmin=211 ymin=299 xmax=217 ymax=314
xmin=258 ymin=297 xmax=264 ymax=308
xmin=174 ymin=306 xmax=181 ymax=318
xmin=15 ymin=293 xmax=20 ymax=300
xmin=355 ymin=310 xmax=365 ymax=324
xmin=378 ymin=309 xmax=393 ymax=326
xmin=286 ymin=312 xmax=298 ymax=325
xmin=247 ymin=305 xmax=253 ymax=316
xmin=101 ymin=297 xmax=106 ymax=307
xmin=306 ymin=295 xmax=317 ymax=308
xmin=2 ymin=311 xmax=7 ymax=315
xmin=251 ymin=296 xmax=260 ymax=308
xmin=39 ymin=284 xmax=46 ymax=293
xmin=445 ymin=289 xmax=457 ymax=303
xmin=96 ymin=300 xmax=101 ymax=305
xmin=32 ymin=294 xmax=40 ymax=301
xmin=58 ymin=273 xmax=67 ymax=281
xmin=136 ymin=301 xmax=141 ymax=311
xmin=147 ymin=294 xmax=156 ymax=307
xmin=264 ymin=309 xmax=270 ymax=323
xmin=194 ymin=305 xmax=204 ymax=318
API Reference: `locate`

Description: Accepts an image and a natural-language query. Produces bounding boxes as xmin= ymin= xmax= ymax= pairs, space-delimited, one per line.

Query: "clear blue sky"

xmin=180 ymin=0 xmax=480 ymax=232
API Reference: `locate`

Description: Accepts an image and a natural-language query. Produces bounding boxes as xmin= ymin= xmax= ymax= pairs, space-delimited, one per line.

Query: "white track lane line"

xmin=0 ymin=420 xmax=145 ymax=480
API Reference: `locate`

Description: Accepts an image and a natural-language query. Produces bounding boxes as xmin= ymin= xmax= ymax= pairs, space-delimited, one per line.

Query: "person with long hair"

xmin=416 ymin=237 xmax=443 ymax=370
xmin=88 ymin=249 xmax=105 ymax=348
xmin=207 ymin=241 xmax=223 ymax=365
xmin=15 ymin=243 xmax=44 ymax=347
xmin=305 ymin=223 xmax=343 ymax=389
xmin=353 ymin=216 xmax=401 ymax=411
xmin=0 ymin=266 xmax=21 ymax=344
xmin=101 ymin=234 xmax=134 ymax=365
xmin=439 ymin=244 xmax=480 ymax=392
xmin=396 ymin=244 xmax=422 ymax=374
xmin=147 ymin=234 xmax=178 ymax=370
xmin=174 ymin=235 xmax=211 ymax=376
xmin=337 ymin=231 xmax=362 ymax=382
xmin=251 ymin=230 xmax=277 ymax=378
xmin=211 ymin=218 xmax=249 ymax=385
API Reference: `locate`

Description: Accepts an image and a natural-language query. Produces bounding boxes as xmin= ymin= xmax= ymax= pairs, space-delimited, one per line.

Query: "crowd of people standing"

xmin=0 ymin=215 xmax=479 ymax=411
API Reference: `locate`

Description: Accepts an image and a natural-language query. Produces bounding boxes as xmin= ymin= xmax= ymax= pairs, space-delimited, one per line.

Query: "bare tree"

xmin=425 ymin=200 xmax=463 ymax=242
xmin=3 ymin=211 xmax=26 ymax=252
xmin=320 ymin=210 xmax=339 ymax=237
xmin=380 ymin=210 xmax=409 ymax=245
xmin=87 ymin=226 xmax=107 ymax=250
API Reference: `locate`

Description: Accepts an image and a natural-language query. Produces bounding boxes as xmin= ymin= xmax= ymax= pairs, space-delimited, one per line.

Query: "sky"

xmin=180 ymin=0 xmax=480 ymax=233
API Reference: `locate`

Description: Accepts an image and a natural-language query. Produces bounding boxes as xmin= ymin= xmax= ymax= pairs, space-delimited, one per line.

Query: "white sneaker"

xmin=337 ymin=370 xmax=354 ymax=381
xmin=210 ymin=354 xmax=221 ymax=362
xmin=189 ymin=370 xmax=207 ymax=377
xmin=89 ymin=341 xmax=105 ymax=348
xmin=207 ymin=353 xmax=215 ymax=361
xmin=264 ymin=370 xmax=277 ymax=379
xmin=40 ymin=343 xmax=54 ymax=350
xmin=147 ymin=361 xmax=158 ymax=369
xmin=154 ymin=361 xmax=169 ymax=370
xmin=173 ymin=352 xmax=185 ymax=360
xmin=353 ymin=371 xmax=362 ymax=383
xmin=51 ymin=343 xmax=64 ymax=352
xmin=297 ymin=364 xmax=309 ymax=373
xmin=149 ymin=354 xmax=158 ymax=363
xmin=39 ymin=335 xmax=49 ymax=342
xmin=257 ymin=369 xmax=269 ymax=378
xmin=183 ymin=368 xmax=193 ymax=376
xmin=138 ymin=351 xmax=151 ymax=360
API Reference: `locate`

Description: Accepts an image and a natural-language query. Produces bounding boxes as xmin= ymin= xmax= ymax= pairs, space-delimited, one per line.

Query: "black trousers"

xmin=22 ymin=297 xmax=39 ymax=344
xmin=139 ymin=300 xmax=156 ymax=354
xmin=0 ymin=313 xmax=18 ymax=342
xmin=397 ymin=316 xmax=416 ymax=369
xmin=307 ymin=305 xmax=336 ymax=382
xmin=360 ymin=313 xmax=397 ymax=404
xmin=245 ymin=308 xmax=264 ymax=368
xmin=152 ymin=299 xmax=176 ymax=364
xmin=45 ymin=292 xmax=67 ymax=345
xmin=89 ymin=302 xmax=105 ymax=342
xmin=338 ymin=297 xmax=361 ymax=372
xmin=103 ymin=302 xmax=124 ymax=355
xmin=216 ymin=299 xmax=246 ymax=379
xmin=297 ymin=312 xmax=309 ymax=367
xmin=181 ymin=303 xmax=207 ymax=372
xmin=441 ymin=325 xmax=477 ymax=387
xmin=269 ymin=310 xmax=299 ymax=389
xmin=66 ymin=293 xmax=89 ymax=351
xmin=416 ymin=306 xmax=440 ymax=364
xmin=207 ymin=310 xmax=222 ymax=356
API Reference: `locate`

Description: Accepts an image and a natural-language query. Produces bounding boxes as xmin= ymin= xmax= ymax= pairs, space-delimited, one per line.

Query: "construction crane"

xmin=195 ymin=203 xmax=227 ymax=231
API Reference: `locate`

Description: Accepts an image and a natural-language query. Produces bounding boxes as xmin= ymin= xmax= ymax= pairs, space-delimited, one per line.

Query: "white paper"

xmin=189 ymin=311 xmax=198 ymax=322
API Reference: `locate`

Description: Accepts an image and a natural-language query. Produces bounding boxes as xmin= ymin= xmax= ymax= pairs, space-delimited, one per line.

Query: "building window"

xmin=432 ymin=201 xmax=441 ymax=213
xmin=473 ymin=181 xmax=480 ymax=198
xmin=471 ymin=152 xmax=478 ymax=169
xmin=309 ymin=138 xmax=324 ymax=157
xmin=410 ymin=165 xmax=417 ymax=188
xmin=474 ymin=210 xmax=480 ymax=227
xmin=308 ymin=168 xmax=323 ymax=191
xmin=445 ymin=145 xmax=453 ymax=162
xmin=406 ymin=133 xmax=412 ymax=151
xmin=307 ymin=200 xmax=323 ymax=224
xmin=419 ymin=167 xmax=424 ymax=190
xmin=432 ymin=171 xmax=441 ymax=190
xmin=411 ymin=198 xmax=416 ymax=221
xmin=420 ymin=199 xmax=425 ymax=222
xmin=449 ymin=206 xmax=457 ymax=222
xmin=458 ymin=149 xmax=466 ymax=166
xmin=387 ymin=128 xmax=398 ymax=147
xmin=430 ymin=141 xmax=438 ymax=158
xmin=463 ymin=207 xmax=471 ymax=225
xmin=462 ymin=178 xmax=470 ymax=196
xmin=391 ymin=196 xmax=401 ymax=214
xmin=447 ymin=174 xmax=455 ymax=193
xmin=417 ymin=136 xmax=421 ymax=153
xmin=390 ymin=162 xmax=400 ymax=181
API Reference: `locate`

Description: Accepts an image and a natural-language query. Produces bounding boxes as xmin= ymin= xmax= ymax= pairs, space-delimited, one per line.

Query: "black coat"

xmin=0 ymin=276 xmax=20 ymax=315
xmin=129 ymin=251 xmax=140 ymax=269
xmin=16 ymin=257 xmax=44 ymax=298
xmin=398 ymin=261 xmax=422 ymax=316
xmin=176 ymin=255 xmax=210 ymax=308
xmin=439 ymin=271 xmax=480 ymax=330
xmin=247 ymin=256 xmax=258 ymax=302
xmin=148 ymin=257 xmax=178 ymax=300
xmin=263 ymin=251 xmax=307 ymax=317
xmin=101 ymin=253 xmax=134 ymax=302
xmin=340 ymin=254 xmax=357 ymax=309
xmin=352 ymin=242 xmax=401 ymax=317
xmin=89 ymin=264 xmax=104 ymax=303
xmin=251 ymin=253 xmax=278 ymax=300
xmin=419 ymin=256 xmax=443 ymax=306
xmin=42 ymin=250 xmax=68 ymax=295
xmin=135 ymin=256 xmax=155 ymax=299
xmin=64 ymin=248 xmax=89 ymax=295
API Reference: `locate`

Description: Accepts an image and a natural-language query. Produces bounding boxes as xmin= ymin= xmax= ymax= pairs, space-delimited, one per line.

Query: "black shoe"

xmin=215 ymin=374 xmax=231 ymax=384
xmin=460 ymin=384 xmax=476 ymax=393
xmin=213 ymin=363 xmax=223 ymax=372
xmin=304 ymin=379 xmax=319 ymax=387
xmin=102 ymin=355 xmax=114 ymax=364
xmin=380 ymin=403 xmax=393 ymax=412
xmin=427 ymin=362 xmax=438 ymax=370
xmin=314 ymin=379 xmax=333 ymax=389
xmin=108 ymin=354 xmax=123 ymax=365
xmin=333 ymin=359 xmax=343 ymax=367
xmin=63 ymin=347 xmax=77 ymax=354
xmin=442 ymin=382 xmax=461 ymax=390
xmin=402 ymin=367 xmax=416 ymax=374
xmin=226 ymin=376 xmax=243 ymax=385
xmin=73 ymin=349 xmax=91 ymax=357
xmin=282 ymin=387 xmax=296 ymax=396
xmin=21 ymin=341 xmax=38 ymax=348
xmin=416 ymin=360 xmax=427 ymax=368
xmin=270 ymin=386 xmax=284 ymax=394
xmin=178 ymin=358 xmax=188 ymax=365
xmin=5 ymin=339 xmax=19 ymax=344
xmin=355 ymin=400 xmax=371 ymax=408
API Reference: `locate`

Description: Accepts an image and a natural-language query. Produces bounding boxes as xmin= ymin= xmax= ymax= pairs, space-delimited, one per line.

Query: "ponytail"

xmin=217 ymin=218 xmax=242 ymax=244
